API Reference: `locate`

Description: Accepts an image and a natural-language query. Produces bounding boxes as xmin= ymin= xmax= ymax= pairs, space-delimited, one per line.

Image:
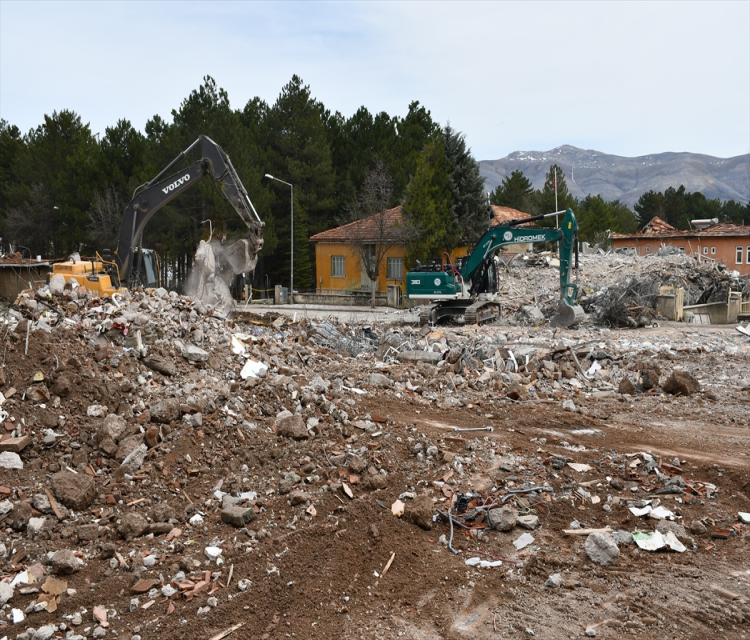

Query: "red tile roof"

xmin=490 ymin=206 xmax=532 ymax=226
xmin=611 ymin=217 xmax=750 ymax=240
xmin=310 ymin=206 xmax=404 ymax=243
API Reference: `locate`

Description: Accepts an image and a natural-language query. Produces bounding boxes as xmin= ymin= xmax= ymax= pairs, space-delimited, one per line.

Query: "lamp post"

xmin=264 ymin=174 xmax=294 ymax=298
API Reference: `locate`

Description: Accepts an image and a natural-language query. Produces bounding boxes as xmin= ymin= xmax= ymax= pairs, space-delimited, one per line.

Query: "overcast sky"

xmin=1 ymin=1 xmax=748 ymax=160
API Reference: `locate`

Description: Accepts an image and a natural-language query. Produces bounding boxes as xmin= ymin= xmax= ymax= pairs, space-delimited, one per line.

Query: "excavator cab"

xmin=128 ymin=248 xmax=160 ymax=289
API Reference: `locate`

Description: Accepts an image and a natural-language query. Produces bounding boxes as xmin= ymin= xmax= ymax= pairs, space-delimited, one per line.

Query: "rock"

xmin=150 ymin=398 xmax=180 ymax=424
xmin=689 ymin=520 xmax=707 ymax=536
xmin=0 ymin=499 xmax=12 ymax=515
xmin=618 ymin=376 xmax=635 ymax=395
xmin=162 ymin=584 xmax=178 ymax=598
xmin=516 ymin=514 xmax=539 ymax=530
xmin=405 ymin=494 xmax=433 ymax=531
xmin=182 ymin=344 xmax=209 ymax=363
xmin=545 ymin=573 xmax=562 ymax=588
xmin=663 ymin=370 xmax=700 ymax=396
xmin=0 ymin=580 xmax=13 ymax=605
xmin=32 ymin=625 xmax=57 ymax=640
xmin=0 ymin=435 xmax=30 ymax=453
xmin=276 ymin=414 xmax=308 ymax=440
xmin=639 ymin=368 xmax=660 ymax=390
xmin=26 ymin=384 xmax=51 ymax=403
xmin=119 ymin=443 xmax=147 ymax=475
xmin=0 ymin=451 xmax=23 ymax=469
xmin=348 ymin=455 xmax=367 ymax=473
xmin=520 ymin=305 xmax=545 ymax=323
xmin=98 ymin=414 xmax=127 ymax=443
xmin=562 ymin=399 xmax=576 ymax=412
xmin=368 ymin=372 xmax=391 ymax=387
xmin=364 ymin=474 xmax=388 ymax=491
xmin=99 ymin=438 xmax=118 ymax=457
xmin=77 ymin=523 xmax=100 ymax=542
xmin=149 ymin=522 xmax=172 ymax=535
xmin=7 ymin=500 xmax=32 ymax=530
xmin=585 ymin=627 xmax=597 ymax=637
xmin=488 ymin=506 xmax=517 ymax=532
xmin=92 ymin=627 xmax=106 ymax=639
xmin=142 ymin=356 xmax=176 ymax=376
xmin=182 ymin=412 xmax=202 ymax=428
xmin=584 ymin=532 xmax=620 ymax=566
xmin=48 ymin=274 xmax=66 ymax=295
xmin=610 ymin=530 xmax=634 ymax=545
xmin=50 ymin=375 xmax=72 ymax=397
xmin=609 ymin=476 xmax=624 ymax=491
xmin=221 ymin=506 xmax=255 ymax=527
xmin=288 ymin=490 xmax=307 ymax=506
xmin=52 ymin=471 xmax=96 ymax=510
xmin=115 ymin=434 xmax=143 ymax=462
xmin=51 ymin=549 xmax=80 ymax=574
xmin=27 ymin=516 xmax=46 ymax=534
xmin=506 ymin=382 xmax=528 ymax=401
xmin=151 ymin=503 xmax=175 ymax=523
xmin=118 ymin=513 xmax=149 ymax=540
xmin=87 ymin=404 xmax=108 ymax=417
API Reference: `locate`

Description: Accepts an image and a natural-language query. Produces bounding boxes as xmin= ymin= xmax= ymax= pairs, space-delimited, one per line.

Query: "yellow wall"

xmin=314 ymin=243 xmax=474 ymax=292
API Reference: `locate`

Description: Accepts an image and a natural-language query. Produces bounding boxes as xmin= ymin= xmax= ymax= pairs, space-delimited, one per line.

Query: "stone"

xmin=97 ymin=414 xmax=127 ymax=443
xmin=115 ymin=434 xmax=143 ymax=462
xmin=663 ymin=370 xmax=700 ymax=396
xmin=182 ymin=344 xmax=209 ymax=363
xmin=26 ymin=384 xmax=51 ymax=403
xmin=142 ymin=356 xmax=176 ymax=377
xmin=0 ymin=451 xmax=23 ymax=469
xmin=0 ymin=499 xmax=12 ymax=515
xmin=610 ymin=530 xmax=634 ymax=545
xmin=516 ymin=514 xmax=539 ymax=530
xmin=348 ymin=455 xmax=367 ymax=473
xmin=368 ymin=372 xmax=391 ymax=387
xmin=77 ymin=523 xmax=100 ymax=542
xmin=182 ymin=412 xmax=202 ymax=428
xmin=288 ymin=490 xmax=307 ymax=506
xmin=119 ymin=443 xmax=147 ymax=474
xmin=151 ymin=503 xmax=175 ymax=523
xmin=545 ymin=573 xmax=562 ymax=588
xmin=364 ymin=474 xmax=387 ymax=491
xmin=689 ymin=520 xmax=707 ymax=536
xmin=405 ymin=494 xmax=433 ymax=531
xmin=93 ymin=627 xmax=106 ymax=639
xmin=584 ymin=532 xmax=620 ymax=566
xmin=618 ymin=376 xmax=635 ymax=395
xmin=520 ymin=305 xmax=545 ymax=323
xmin=149 ymin=522 xmax=172 ymax=535
xmin=562 ymin=399 xmax=576 ymax=412
xmin=609 ymin=476 xmax=624 ymax=491
xmin=150 ymin=398 xmax=180 ymax=424
xmin=0 ymin=580 xmax=13 ymax=605
xmin=275 ymin=414 xmax=308 ymax=440
xmin=7 ymin=500 xmax=32 ymax=530
xmin=0 ymin=435 xmax=30 ymax=453
xmin=99 ymin=438 xmax=118 ymax=457
xmin=488 ymin=506 xmax=517 ymax=532
xmin=51 ymin=375 xmax=72 ymax=397
xmin=506 ymin=383 xmax=528 ymax=401
xmin=32 ymin=625 xmax=57 ymax=640
xmin=221 ymin=506 xmax=255 ymax=527
xmin=48 ymin=274 xmax=66 ymax=295
xmin=162 ymin=584 xmax=178 ymax=598
xmin=118 ymin=513 xmax=149 ymax=540
xmin=639 ymin=368 xmax=660 ymax=390
xmin=50 ymin=549 xmax=80 ymax=575
xmin=51 ymin=471 xmax=96 ymax=511
xmin=27 ymin=517 xmax=47 ymax=534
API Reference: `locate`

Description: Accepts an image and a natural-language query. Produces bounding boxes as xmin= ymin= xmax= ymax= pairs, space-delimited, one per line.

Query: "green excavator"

xmin=405 ymin=208 xmax=584 ymax=327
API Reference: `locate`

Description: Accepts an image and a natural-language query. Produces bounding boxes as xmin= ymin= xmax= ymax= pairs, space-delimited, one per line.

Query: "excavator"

xmin=51 ymin=135 xmax=264 ymax=300
xmin=406 ymin=208 xmax=584 ymax=328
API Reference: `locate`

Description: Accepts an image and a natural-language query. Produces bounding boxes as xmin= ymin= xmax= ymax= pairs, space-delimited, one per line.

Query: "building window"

xmin=737 ymin=246 xmax=743 ymax=264
xmin=645 ymin=247 xmax=650 ymax=254
xmin=631 ymin=246 xmax=637 ymax=254
xmin=387 ymin=257 xmax=403 ymax=280
xmin=711 ymin=247 xmax=716 ymax=255
xmin=331 ymin=255 xmax=345 ymax=278
xmin=747 ymin=246 xmax=750 ymax=264
xmin=703 ymin=246 xmax=708 ymax=254
xmin=678 ymin=247 xmax=685 ymax=253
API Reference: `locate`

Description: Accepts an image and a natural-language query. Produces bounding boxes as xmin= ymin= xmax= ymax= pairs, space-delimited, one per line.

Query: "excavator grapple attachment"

xmin=549 ymin=300 xmax=585 ymax=328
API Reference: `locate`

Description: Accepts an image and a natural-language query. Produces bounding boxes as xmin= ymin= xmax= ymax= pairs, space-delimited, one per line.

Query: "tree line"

xmin=1 ymin=74 xmax=748 ymax=292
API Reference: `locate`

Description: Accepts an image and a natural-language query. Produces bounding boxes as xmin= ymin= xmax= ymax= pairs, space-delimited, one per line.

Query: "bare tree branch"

xmin=5 ymin=183 xmax=55 ymax=258
xmin=87 ymin=184 xmax=125 ymax=251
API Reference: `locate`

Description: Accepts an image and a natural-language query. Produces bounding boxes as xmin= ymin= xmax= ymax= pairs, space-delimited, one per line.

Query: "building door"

xmin=360 ymin=245 xmax=376 ymax=291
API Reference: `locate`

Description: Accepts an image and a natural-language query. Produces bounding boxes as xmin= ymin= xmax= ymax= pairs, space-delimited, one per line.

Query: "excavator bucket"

xmin=550 ymin=300 xmax=585 ymax=328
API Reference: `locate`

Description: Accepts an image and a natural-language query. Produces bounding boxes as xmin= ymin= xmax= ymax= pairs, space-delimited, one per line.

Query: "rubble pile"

xmin=497 ymin=251 xmax=749 ymax=326
xmin=0 ymin=279 xmax=748 ymax=639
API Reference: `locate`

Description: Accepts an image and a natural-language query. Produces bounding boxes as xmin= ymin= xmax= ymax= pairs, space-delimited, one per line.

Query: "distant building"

xmin=0 ymin=253 xmax=53 ymax=299
xmin=489 ymin=206 xmax=533 ymax=253
xmin=610 ymin=216 xmax=750 ymax=276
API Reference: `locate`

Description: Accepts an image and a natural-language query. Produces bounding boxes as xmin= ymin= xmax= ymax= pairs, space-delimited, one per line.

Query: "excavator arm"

xmin=115 ymin=135 xmax=264 ymax=287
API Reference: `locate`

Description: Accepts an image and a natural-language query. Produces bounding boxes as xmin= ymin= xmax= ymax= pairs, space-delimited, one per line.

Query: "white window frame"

xmin=702 ymin=246 xmax=708 ymax=254
xmin=645 ymin=247 xmax=651 ymax=254
xmin=678 ymin=247 xmax=685 ymax=253
xmin=736 ymin=246 xmax=743 ymax=265
xmin=331 ymin=255 xmax=345 ymax=278
xmin=387 ymin=257 xmax=403 ymax=280
xmin=711 ymin=246 xmax=716 ymax=255
xmin=747 ymin=246 xmax=750 ymax=264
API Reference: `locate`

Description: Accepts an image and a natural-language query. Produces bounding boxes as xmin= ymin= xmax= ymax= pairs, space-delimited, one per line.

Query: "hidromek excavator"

xmin=405 ymin=208 xmax=584 ymax=328
xmin=51 ymin=135 xmax=264 ymax=301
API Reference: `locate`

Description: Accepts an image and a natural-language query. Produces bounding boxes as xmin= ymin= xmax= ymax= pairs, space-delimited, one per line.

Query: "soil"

xmin=0 ymin=318 xmax=749 ymax=640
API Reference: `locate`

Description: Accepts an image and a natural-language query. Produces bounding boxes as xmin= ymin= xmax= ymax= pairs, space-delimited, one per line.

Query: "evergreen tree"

xmin=0 ymin=120 xmax=26 ymax=244
xmin=402 ymin=133 xmax=452 ymax=264
xmin=490 ymin=169 xmax=533 ymax=213
xmin=532 ymin=164 xmax=576 ymax=228
xmin=392 ymin=101 xmax=439 ymax=200
xmin=443 ymin=125 xmax=488 ymax=245
xmin=576 ymin=194 xmax=638 ymax=246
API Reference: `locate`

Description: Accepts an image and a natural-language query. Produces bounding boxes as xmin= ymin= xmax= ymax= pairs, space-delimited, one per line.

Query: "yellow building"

xmin=309 ymin=205 xmax=531 ymax=294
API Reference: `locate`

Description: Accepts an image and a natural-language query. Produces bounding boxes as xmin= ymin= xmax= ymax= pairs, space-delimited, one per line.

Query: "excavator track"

xmin=464 ymin=299 xmax=501 ymax=325
xmin=419 ymin=299 xmax=500 ymax=326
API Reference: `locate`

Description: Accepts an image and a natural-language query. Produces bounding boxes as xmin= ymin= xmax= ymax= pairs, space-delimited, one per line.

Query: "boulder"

xmin=584 ymin=532 xmax=620 ymax=566
xmin=221 ymin=506 xmax=255 ymax=527
xmin=405 ymin=494 xmax=433 ymax=531
xmin=48 ymin=274 xmax=66 ymax=296
xmin=488 ymin=506 xmax=517 ymax=532
xmin=0 ymin=451 xmax=23 ymax=469
xmin=618 ymin=376 xmax=635 ymax=395
xmin=97 ymin=414 xmax=127 ymax=443
xmin=663 ymin=370 xmax=700 ymax=396
xmin=118 ymin=513 xmax=149 ymax=540
xmin=51 ymin=471 xmax=96 ymax=511
xmin=288 ymin=490 xmax=307 ymax=506
xmin=275 ymin=414 xmax=308 ymax=440
xmin=150 ymin=398 xmax=180 ymax=424
xmin=50 ymin=549 xmax=80 ymax=575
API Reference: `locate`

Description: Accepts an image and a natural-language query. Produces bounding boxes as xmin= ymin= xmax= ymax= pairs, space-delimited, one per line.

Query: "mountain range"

xmin=479 ymin=145 xmax=750 ymax=207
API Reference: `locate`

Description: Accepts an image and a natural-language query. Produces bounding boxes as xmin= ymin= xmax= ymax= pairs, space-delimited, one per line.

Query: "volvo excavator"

xmin=51 ymin=135 xmax=264 ymax=301
xmin=406 ymin=208 xmax=584 ymax=328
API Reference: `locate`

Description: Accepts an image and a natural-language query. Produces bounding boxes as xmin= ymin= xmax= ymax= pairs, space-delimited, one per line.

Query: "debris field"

xmin=0 ymin=257 xmax=749 ymax=640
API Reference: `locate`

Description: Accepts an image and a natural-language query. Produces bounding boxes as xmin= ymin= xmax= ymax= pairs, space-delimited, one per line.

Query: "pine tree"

xmin=490 ymin=169 xmax=533 ymax=213
xmin=532 ymin=164 xmax=576 ymax=227
xmin=443 ymin=125 xmax=488 ymax=246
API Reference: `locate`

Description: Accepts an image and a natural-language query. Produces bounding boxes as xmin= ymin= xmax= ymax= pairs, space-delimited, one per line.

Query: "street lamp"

xmin=264 ymin=174 xmax=294 ymax=298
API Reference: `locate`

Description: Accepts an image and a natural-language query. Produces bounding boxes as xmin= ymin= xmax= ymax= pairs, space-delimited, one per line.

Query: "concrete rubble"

xmin=0 ymin=256 xmax=748 ymax=639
